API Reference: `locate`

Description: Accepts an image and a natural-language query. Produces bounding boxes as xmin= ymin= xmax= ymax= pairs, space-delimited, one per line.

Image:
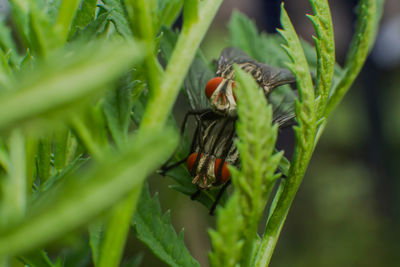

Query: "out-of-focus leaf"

xmin=0 ymin=39 xmax=145 ymax=131
xmin=37 ymin=137 xmax=51 ymax=183
xmin=71 ymin=9 xmax=112 ymax=41
xmin=45 ymin=0 xmax=62 ymax=23
xmin=72 ymin=101 xmax=110 ymax=158
xmin=103 ymin=73 xmax=135 ymax=148
xmin=69 ymin=0 xmax=98 ymax=38
xmin=102 ymin=0 xmax=132 ymax=37
xmin=89 ymin=220 xmax=105 ymax=266
xmin=184 ymin=56 xmax=213 ymax=110
xmin=9 ymin=0 xmax=30 ymax=49
xmin=157 ymin=0 xmax=183 ymax=29
xmin=0 ymin=19 xmax=19 ymax=67
xmin=228 ymin=11 xmax=288 ymax=66
xmin=19 ymin=49 xmax=34 ymax=72
xmin=19 ymin=250 xmax=57 ymax=267
xmin=208 ymin=194 xmax=244 ymax=267
xmin=132 ymin=183 xmax=200 ymax=267
xmin=0 ymin=128 xmax=178 ymax=257
xmin=28 ymin=2 xmax=63 ymax=56
xmin=121 ymin=253 xmax=144 ymax=267
xmin=159 ymin=26 xmax=179 ymax=65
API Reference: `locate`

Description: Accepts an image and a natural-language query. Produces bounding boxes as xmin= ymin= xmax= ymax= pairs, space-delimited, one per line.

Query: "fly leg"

xmin=190 ymin=189 xmax=201 ymax=200
xmin=160 ymin=109 xmax=212 ymax=175
xmin=209 ymin=180 xmax=231 ymax=215
xmin=159 ymin=157 xmax=188 ymax=176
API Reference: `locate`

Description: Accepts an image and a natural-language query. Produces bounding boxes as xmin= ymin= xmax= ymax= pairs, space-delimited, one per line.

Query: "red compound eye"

xmin=205 ymin=77 xmax=223 ymax=99
xmin=214 ymin=158 xmax=230 ymax=183
xmin=187 ymin=153 xmax=203 ymax=172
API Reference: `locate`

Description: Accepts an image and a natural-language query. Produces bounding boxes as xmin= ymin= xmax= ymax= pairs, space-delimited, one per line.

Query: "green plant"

xmin=0 ymin=0 xmax=383 ymax=267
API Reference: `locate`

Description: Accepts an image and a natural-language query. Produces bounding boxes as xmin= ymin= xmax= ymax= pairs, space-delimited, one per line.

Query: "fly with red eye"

xmin=160 ymin=47 xmax=297 ymax=214
xmin=205 ymin=47 xmax=296 ymax=117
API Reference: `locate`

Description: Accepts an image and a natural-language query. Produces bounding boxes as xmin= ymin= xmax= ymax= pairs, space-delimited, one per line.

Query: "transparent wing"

xmin=270 ymin=85 xmax=297 ymax=128
xmin=184 ymin=56 xmax=214 ymax=110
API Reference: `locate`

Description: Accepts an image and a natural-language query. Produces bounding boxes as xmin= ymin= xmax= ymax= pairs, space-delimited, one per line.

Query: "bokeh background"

xmin=2 ymin=0 xmax=399 ymax=266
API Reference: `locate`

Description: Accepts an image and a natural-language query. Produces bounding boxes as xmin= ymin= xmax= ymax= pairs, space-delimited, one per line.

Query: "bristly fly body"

xmin=205 ymin=47 xmax=296 ymax=117
xmin=161 ymin=47 xmax=297 ymax=214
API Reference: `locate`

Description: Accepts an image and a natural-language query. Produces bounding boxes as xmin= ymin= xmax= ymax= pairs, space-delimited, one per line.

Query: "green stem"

xmin=255 ymin=145 xmax=314 ymax=266
xmin=70 ymin=116 xmax=103 ymax=160
xmin=55 ymin=0 xmax=81 ymax=43
xmin=2 ymin=130 xmax=27 ymax=224
xmin=97 ymin=186 xmax=142 ymax=267
xmin=140 ymin=0 xmax=224 ymax=131
xmin=324 ymin=0 xmax=376 ymax=117
xmin=96 ymin=1 xmax=224 ymax=267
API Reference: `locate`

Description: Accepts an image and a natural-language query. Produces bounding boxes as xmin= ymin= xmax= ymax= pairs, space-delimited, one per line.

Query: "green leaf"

xmin=0 ymin=39 xmax=144 ymax=131
xmin=210 ymin=67 xmax=282 ymax=267
xmin=70 ymin=9 xmax=113 ymax=41
xmin=0 ymin=19 xmax=20 ymax=67
xmin=307 ymin=0 xmax=335 ymax=118
xmin=103 ymin=73 xmax=135 ymax=148
xmin=98 ymin=190 xmax=141 ymax=267
xmin=19 ymin=250 xmax=57 ymax=267
xmin=228 ymin=11 xmax=288 ymax=66
xmin=255 ymin=5 xmax=317 ymax=266
xmin=45 ymin=0 xmax=62 ymax=24
xmin=102 ymin=0 xmax=132 ymax=37
xmin=53 ymin=128 xmax=70 ymax=172
xmin=0 ymin=128 xmax=178 ymax=257
xmin=69 ymin=0 xmax=98 ymax=38
xmin=208 ymin=194 xmax=244 ymax=267
xmin=157 ymin=0 xmax=183 ymax=29
xmin=37 ymin=137 xmax=52 ymax=183
xmin=278 ymin=6 xmax=315 ymax=133
xmin=40 ymin=156 xmax=88 ymax=193
xmin=132 ymin=183 xmax=200 ymax=267
xmin=9 ymin=0 xmax=31 ymax=50
xmin=28 ymin=3 xmax=62 ymax=56
xmin=1 ymin=130 xmax=27 ymax=223
xmin=139 ymin=0 xmax=223 ymax=131
xmin=159 ymin=26 xmax=179 ymax=65
xmin=89 ymin=219 xmax=105 ymax=266
xmin=72 ymin=102 xmax=110 ymax=158
xmin=121 ymin=253 xmax=144 ymax=267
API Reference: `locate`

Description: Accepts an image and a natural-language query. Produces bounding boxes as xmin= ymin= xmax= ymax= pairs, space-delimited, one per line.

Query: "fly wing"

xmin=256 ymin=62 xmax=296 ymax=90
xmin=270 ymin=85 xmax=297 ymax=128
xmin=184 ymin=55 xmax=214 ymax=110
xmin=219 ymin=47 xmax=296 ymax=91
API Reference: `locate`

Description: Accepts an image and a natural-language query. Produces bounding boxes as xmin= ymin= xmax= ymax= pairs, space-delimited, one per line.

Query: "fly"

xmin=161 ymin=47 xmax=297 ymax=214
xmin=205 ymin=47 xmax=296 ymax=116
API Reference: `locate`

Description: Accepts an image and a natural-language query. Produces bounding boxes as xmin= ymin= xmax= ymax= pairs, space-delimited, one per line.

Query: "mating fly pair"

xmin=161 ymin=47 xmax=297 ymax=214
